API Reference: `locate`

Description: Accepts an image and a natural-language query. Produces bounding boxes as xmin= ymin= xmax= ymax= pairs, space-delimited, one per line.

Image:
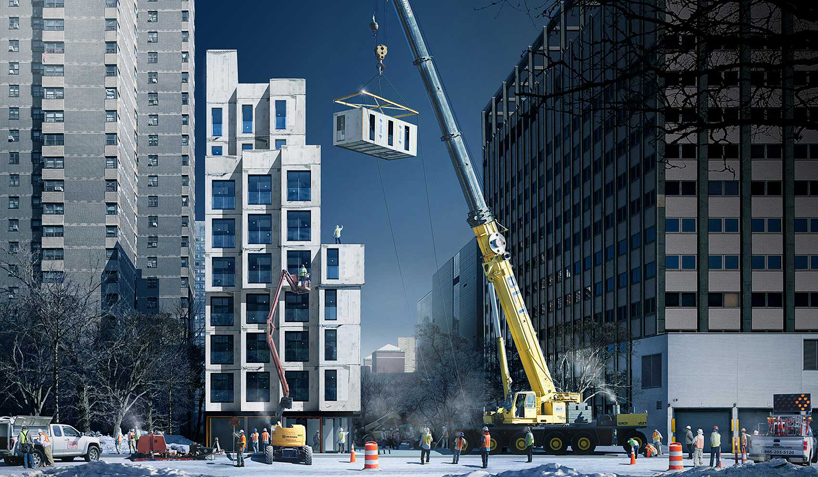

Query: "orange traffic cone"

xmin=630 ymin=448 xmax=636 ymax=465
xmin=350 ymin=446 xmax=356 ymax=463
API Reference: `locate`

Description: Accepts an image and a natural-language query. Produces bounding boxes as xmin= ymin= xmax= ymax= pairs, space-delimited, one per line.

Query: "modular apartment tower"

xmin=0 ymin=0 xmax=195 ymax=314
xmin=481 ymin=0 xmax=817 ymax=446
xmin=204 ymin=50 xmax=364 ymax=453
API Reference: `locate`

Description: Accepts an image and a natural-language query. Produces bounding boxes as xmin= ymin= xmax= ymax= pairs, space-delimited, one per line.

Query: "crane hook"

xmin=375 ymin=44 xmax=388 ymax=76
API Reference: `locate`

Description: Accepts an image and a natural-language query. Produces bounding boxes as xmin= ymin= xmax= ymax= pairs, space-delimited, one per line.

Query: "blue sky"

xmin=194 ymin=0 xmax=544 ymax=358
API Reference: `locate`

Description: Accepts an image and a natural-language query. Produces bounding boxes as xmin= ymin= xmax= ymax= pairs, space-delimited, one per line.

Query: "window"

xmin=8 ymin=196 xmax=19 ymax=209
xmin=275 ymin=139 xmax=286 ymax=149
xmin=211 ymin=146 xmax=223 ymax=156
xmin=275 ymin=100 xmax=286 ymax=129
xmin=285 ymin=371 xmax=308 ymax=401
xmin=210 ymin=296 xmax=233 ymax=326
xmin=248 ymin=175 xmax=272 ymax=205
xmin=9 ymin=174 xmax=19 ymax=187
xmin=242 ymin=105 xmax=252 ymax=134
xmin=9 ymin=85 xmax=19 ymax=97
xmin=242 ymin=143 xmax=253 ymax=151
xmin=246 ymin=372 xmax=270 ymax=402
xmin=148 ymin=216 xmax=158 ymax=227
xmin=182 ymin=155 xmax=189 ymax=166
xmin=147 ymin=155 xmax=159 ymax=167
xmin=325 ymin=289 xmax=337 ymax=320
xmin=642 ymin=354 xmax=662 ymax=389
xmin=665 ymin=292 xmax=697 ymax=307
xmin=147 ymin=257 xmax=157 ymax=268
xmin=286 ymin=251 xmax=311 ymax=277
xmin=182 ymin=72 xmax=189 ymax=83
xmin=709 ymin=255 xmax=740 ymax=270
xmin=248 ymin=253 xmax=272 ymax=284
xmin=45 ymin=111 xmax=64 ymax=123
xmin=43 ymin=203 xmax=63 ymax=214
xmin=182 ymin=93 xmax=189 ymax=105
xmin=665 ymin=180 xmax=696 ymax=196
xmin=105 ymin=42 xmax=117 ymax=54
xmin=148 ymin=52 xmax=158 ymax=64
xmin=752 ymin=255 xmax=782 ymax=270
xmin=325 ymin=370 xmax=337 ymax=401
xmin=248 ymin=214 xmax=272 ymax=244
xmin=8 ymin=130 xmax=19 ymax=142
xmin=44 ymin=19 xmax=64 ymax=31
xmin=182 ymin=114 xmax=189 ymax=125
xmin=708 ymin=292 xmax=740 ymax=307
xmin=147 ymin=175 xmax=158 ymax=187
xmin=287 ymin=211 xmax=311 ymax=241
xmin=287 ymin=171 xmax=311 ymax=201
xmin=285 ymin=331 xmax=309 ymax=362
xmin=147 ymin=236 xmax=157 ymax=248
xmin=752 ymin=292 xmax=783 ymax=308
xmin=212 ymin=257 xmax=235 ymax=287
xmin=105 ymin=65 xmax=117 ymax=77
xmin=147 ymin=31 xmax=158 ymax=43
xmin=212 ymin=181 xmax=235 ymax=209
xmin=665 ymin=218 xmax=696 ymax=233
xmin=106 ymin=248 xmax=117 ymax=260
xmin=751 ymin=218 xmax=782 ymax=233
xmin=285 ymin=292 xmax=309 ymax=322
xmin=182 ymin=10 xmax=189 ymax=21
xmin=43 ymin=226 xmax=63 ymax=237
xmin=336 ymin=115 xmax=346 ymax=141
xmin=106 ymin=203 xmax=118 ymax=215
xmin=212 ymin=219 xmax=235 ymax=248
xmin=9 ymin=0 xmax=18 ymax=6
xmin=212 ymin=108 xmax=222 ymax=137
xmin=42 ymin=248 xmax=63 ymax=261
xmin=106 ymin=226 xmax=118 ymax=238
xmin=246 ymin=333 xmax=270 ymax=363
xmin=45 ymin=87 xmax=64 ymax=99
xmin=210 ymin=373 xmax=234 ymax=403
xmin=148 ymin=135 xmax=158 ymax=146
xmin=666 ymin=255 xmax=696 ymax=270
xmin=105 ymin=18 xmax=117 ymax=31
xmin=327 ymin=248 xmax=339 ymax=279
xmin=148 ymin=114 xmax=158 ymax=126
xmin=805 ymin=340 xmax=818 ymax=371
xmin=182 ymin=31 xmax=189 ymax=42
xmin=246 ymin=294 xmax=270 ymax=324
xmin=148 ymin=10 xmax=158 ymax=22
xmin=8 ymin=107 xmax=18 ymax=120
xmin=45 ymin=0 xmax=64 ymax=6
xmin=105 ymin=111 xmax=118 ymax=123
xmin=182 ymin=175 xmax=189 ymax=186
xmin=8 ymin=219 xmax=19 ymax=232
xmin=751 ymin=180 xmax=782 ymax=196
xmin=325 ymin=329 xmax=337 ymax=361
xmin=148 ymin=92 xmax=158 ymax=105
xmin=708 ymin=180 xmax=739 ymax=196
xmin=8 ymin=40 xmax=18 ymax=52
xmin=9 ymin=152 xmax=19 ymax=164
xmin=9 ymin=17 xmax=19 ymax=29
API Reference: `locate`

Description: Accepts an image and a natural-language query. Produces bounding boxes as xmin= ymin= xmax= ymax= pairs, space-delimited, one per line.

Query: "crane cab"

xmin=333 ymin=91 xmax=418 ymax=160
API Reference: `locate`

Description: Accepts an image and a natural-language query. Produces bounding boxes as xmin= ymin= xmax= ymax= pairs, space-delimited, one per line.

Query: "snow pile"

xmin=667 ymin=459 xmax=818 ymax=476
xmin=446 ymin=463 xmax=618 ymax=477
xmin=26 ymin=461 xmax=213 ymax=477
xmin=99 ymin=436 xmax=117 ymax=455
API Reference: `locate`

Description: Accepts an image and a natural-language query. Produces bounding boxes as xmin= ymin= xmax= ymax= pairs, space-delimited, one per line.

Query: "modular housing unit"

xmin=333 ymin=108 xmax=417 ymax=160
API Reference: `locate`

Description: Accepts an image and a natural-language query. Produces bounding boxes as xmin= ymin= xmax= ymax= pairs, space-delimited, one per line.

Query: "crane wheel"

xmin=264 ymin=445 xmax=275 ymax=464
xmin=489 ymin=436 xmax=503 ymax=455
xmin=543 ymin=432 xmax=568 ymax=455
xmin=621 ymin=431 xmax=647 ymax=454
xmin=572 ymin=432 xmax=597 ymax=455
xmin=509 ymin=431 xmax=529 ymax=455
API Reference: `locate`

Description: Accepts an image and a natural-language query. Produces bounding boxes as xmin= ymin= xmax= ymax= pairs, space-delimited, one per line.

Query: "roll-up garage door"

xmin=738 ymin=408 xmax=772 ymax=436
xmin=673 ymin=408 xmax=731 ymax=448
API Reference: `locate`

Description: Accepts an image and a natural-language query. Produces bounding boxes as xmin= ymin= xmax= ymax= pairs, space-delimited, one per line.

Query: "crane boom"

xmin=390 ymin=0 xmax=560 ymax=403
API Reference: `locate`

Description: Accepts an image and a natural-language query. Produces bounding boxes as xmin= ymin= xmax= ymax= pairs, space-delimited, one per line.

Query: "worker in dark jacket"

xmin=684 ymin=426 xmax=694 ymax=459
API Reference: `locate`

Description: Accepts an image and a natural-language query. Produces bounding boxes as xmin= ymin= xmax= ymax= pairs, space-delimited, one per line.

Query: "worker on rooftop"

xmin=333 ymin=225 xmax=344 ymax=244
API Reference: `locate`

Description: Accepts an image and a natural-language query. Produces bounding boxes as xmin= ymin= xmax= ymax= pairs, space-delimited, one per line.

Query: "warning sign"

xmin=229 ymin=417 xmax=240 ymax=429
xmin=773 ymin=394 xmax=812 ymax=413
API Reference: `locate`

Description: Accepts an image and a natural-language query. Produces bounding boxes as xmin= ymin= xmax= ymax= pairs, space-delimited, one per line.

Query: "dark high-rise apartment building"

xmin=482 ymin=0 xmax=817 ymax=442
xmin=0 ymin=0 xmax=195 ymax=315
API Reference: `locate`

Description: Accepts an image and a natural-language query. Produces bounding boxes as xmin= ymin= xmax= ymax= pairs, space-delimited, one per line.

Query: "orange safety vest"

xmin=455 ymin=437 xmax=466 ymax=451
xmin=128 ymin=432 xmax=134 ymax=440
xmin=39 ymin=433 xmax=50 ymax=444
xmin=116 ymin=434 xmax=122 ymax=442
xmin=251 ymin=432 xmax=258 ymax=443
xmin=262 ymin=431 xmax=269 ymax=442
xmin=238 ymin=435 xmax=247 ymax=450
xmin=482 ymin=433 xmax=491 ymax=449
xmin=741 ymin=434 xmax=748 ymax=447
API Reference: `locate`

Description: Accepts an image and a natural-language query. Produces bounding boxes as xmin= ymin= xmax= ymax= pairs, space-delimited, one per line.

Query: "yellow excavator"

xmin=344 ymin=0 xmax=648 ymax=456
xmin=262 ymin=270 xmax=312 ymax=465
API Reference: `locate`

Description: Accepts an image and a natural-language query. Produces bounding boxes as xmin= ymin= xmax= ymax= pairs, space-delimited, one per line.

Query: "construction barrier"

xmin=668 ymin=442 xmax=683 ymax=471
xmin=364 ymin=441 xmax=379 ymax=470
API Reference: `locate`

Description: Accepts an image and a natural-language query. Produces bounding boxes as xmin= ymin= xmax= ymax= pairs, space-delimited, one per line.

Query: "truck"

xmin=337 ymin=0 xmax=648 ymax=456
xmin=0 ymin=416 xmax=102 ymax=467
xmin=747 ymin=394 xmax=817 ymax=466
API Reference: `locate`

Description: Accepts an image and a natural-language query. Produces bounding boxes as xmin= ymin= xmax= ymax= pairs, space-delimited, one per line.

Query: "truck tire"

xmin=85 ymin=445 xmax=101 ymax=462
xmin=621 ymin=431 xmax=646 ymax=454
xmin=572 ymin=432 xmax=597 ymax=455
xmin=543 ymin=432 xmax=568 ymax=455
xmin=489 ymin=435 xmax=503 ymax=455
xmin=264 ymin=445 xmax=274 ymax=464
xmin=30 ymin=450 xmax=44 ymax=468
xmin=3 ymin=456 xmax=17 ymax=466
xmin=303 ymin=445 xmax=313 ymax=465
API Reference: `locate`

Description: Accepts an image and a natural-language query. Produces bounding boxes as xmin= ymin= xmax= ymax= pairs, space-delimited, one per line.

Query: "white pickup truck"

xmin=748 ymin=433 xmax=816 ymax=466
xmin=0 ymin=416 xmax=102 ymax=467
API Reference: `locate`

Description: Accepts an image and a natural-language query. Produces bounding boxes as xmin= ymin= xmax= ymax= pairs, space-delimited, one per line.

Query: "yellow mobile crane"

xmin=338 ymin=0 xmax=648 ymax=456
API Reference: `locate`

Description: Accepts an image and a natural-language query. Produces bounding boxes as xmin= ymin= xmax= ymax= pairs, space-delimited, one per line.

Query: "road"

xmin=0 ymin=449 xmax=751 ymax=476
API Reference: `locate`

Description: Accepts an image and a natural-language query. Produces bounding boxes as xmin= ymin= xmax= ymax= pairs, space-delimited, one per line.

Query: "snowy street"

xmin=2 ymin=450 xmax=806 ymax=477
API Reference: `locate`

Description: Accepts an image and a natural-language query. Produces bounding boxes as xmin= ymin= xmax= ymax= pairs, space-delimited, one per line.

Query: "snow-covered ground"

xmin=1 ymin=451 xmax=815 ymax=477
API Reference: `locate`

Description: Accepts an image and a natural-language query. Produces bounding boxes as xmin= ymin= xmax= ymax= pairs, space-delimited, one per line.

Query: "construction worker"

xmin=643 ymin=443 xmax=657 ymax=457
xmin=338 ymin=427 xmax=347 ymax=453
xmin=694 ymin=429 xmax=705 ymax=467
xmin=453 ymin=432 xmax=466 ymax=464
xmin=684 ymin=425 xmax=694 ymax=459
xmin=333 ymin=225 xmax=344 ymax=244
xmin=740 ymin=427 xmax=749 ymax=461
xmin=481 ymin=427 xmax=491 ymax=468
xmin=115 ymin=429 xmax=123 ymax=454
xmin=250 ymin=428 xmax=259 ymax=454
xmin=420 ymin=427 xmax=432 ymax=464
xmin=709 ymin=426 xmax=721 ymax=467
xmin=525 ymin=427 xmax=535 ymax=463
xmin=213 ymin=437 xmax=223 ymax=454
xmin=627 ymin=436 xmax=639 ymax=460
xmin=261 ymin=428 xmax=269 ymax=448
xmin=37 ymin=429 xmax=53 ymax=467
xmin=299 ymin=263 xmax=310 ymax=288
xmin=18 ymin=425 xmax=32 ymax=469
xmin=437 ymin=425 xmax=449 ymax=450
xmin=652 ymin=428 xmax=663 ymax=455
xmin=235 ymin=429 xmax=246 ymax=467
xmin=128 ymin=429 xmax=136 ymax=453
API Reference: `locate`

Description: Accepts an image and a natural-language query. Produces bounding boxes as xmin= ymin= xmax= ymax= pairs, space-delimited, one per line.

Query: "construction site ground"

xmin=0 ymin=447 xmax=769 ymax=476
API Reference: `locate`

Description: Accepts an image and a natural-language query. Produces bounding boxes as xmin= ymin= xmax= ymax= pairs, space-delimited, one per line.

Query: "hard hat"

xmin=254 ymin=428 xmax=257 ymax=432
xmin=697 ymin=429 xmax=703 ymax=434
xmin=460 ymin=432 xmax=465 ymax=437
xmin=482 ymin=426 xmax=489 ymax=432
xmin=741 ymin=428 xmax=746 ymax=432
xmin=21 ymin=425 xmax=26 ymax=429
xmin=526 ymin=427 xmax=531 ymax=431
xmin=685 ymin=425 xmax=691 ymax=429
xmin=340 ymin=427 xmax=344 ymax=431
xmin=240 ymin=429 xmax=245 ymax=434
xmin=263 ymin=428 xmax=267 ymax=432
xmin=713 ymin=426 xmax=719 ymax=431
